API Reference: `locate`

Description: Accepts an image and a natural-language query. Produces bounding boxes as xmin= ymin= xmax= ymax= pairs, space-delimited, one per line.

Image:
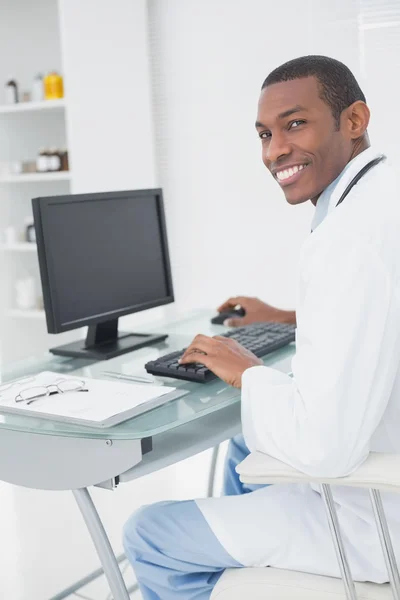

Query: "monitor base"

xmin=50 ymin=331 xmax=168 ymax=360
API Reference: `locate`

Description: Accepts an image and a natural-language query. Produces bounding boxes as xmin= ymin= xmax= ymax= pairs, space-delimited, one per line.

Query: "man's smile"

xmin=272 ymin=163 xmax=310 ymax=186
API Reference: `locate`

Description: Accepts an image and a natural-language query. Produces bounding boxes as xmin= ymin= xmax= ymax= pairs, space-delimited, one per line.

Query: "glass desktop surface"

xmin=0 ymin=310 xmax=294 ymax=440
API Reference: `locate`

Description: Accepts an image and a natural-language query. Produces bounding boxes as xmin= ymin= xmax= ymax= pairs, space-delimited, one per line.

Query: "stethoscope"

xmin=335 ymin=154 xmax=386 ymax=208
xmin=311 ymin=154 xmax=386 ymax=233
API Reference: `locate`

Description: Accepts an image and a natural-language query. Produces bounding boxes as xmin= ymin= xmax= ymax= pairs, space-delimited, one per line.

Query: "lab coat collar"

xmin=310 ymin=147 xmax=382 ymax=232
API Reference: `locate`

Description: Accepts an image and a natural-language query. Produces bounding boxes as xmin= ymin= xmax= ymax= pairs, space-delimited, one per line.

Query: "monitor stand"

xmin=49 ymin=318 xmax=168 ymax=360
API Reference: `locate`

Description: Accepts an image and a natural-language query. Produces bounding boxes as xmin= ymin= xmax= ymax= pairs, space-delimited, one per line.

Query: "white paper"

xmin=0 ymin=371 xmax=176 ymax=423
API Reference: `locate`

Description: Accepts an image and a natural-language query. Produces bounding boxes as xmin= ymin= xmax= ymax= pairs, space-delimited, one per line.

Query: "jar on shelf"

xmin=44 ymin=72 xmax=64 ymax=100
xmin=36 ymin=148 xmax=49 ymax=172
xmin=22 ymin=161 xmax=36 ymax=174
xmin=48 ymin=148 xmax=61 ymax=172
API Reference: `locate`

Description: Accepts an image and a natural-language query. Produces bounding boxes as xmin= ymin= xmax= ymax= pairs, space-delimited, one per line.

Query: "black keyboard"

xmin=145 ymin=322 xmax=296 ymax=383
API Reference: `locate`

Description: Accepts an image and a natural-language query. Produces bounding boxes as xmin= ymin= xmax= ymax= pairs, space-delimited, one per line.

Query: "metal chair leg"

xmin=207 ymin=444 xmax=220 ymax=497
xmin=370 ymin=489 xmax=400 ymax=600
xmin=320 ymin=484 xmax=358 ymax=600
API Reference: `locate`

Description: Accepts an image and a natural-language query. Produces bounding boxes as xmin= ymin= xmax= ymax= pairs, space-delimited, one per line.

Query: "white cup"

xmin=15 ymin=277 xmax=36 ymax=310
xmin=4 ymin=226 xmax=16 ymax=245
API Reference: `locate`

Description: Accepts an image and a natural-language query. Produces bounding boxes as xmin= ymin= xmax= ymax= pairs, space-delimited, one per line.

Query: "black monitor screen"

xmin=34 ymin=190 xmax=174 ymax=332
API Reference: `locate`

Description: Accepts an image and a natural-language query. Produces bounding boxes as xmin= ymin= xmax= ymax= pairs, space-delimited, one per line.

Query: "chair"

xmin=211 ymin=452 xmax=400 ymax=599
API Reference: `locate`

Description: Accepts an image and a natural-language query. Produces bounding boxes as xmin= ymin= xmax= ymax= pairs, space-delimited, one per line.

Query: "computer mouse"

xmin=211 ymin=307 xmax=246 ymax=325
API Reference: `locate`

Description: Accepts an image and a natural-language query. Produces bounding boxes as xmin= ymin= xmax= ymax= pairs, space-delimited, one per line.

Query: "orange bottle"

xmin=44 ymin=72 xmax=64 ymax=100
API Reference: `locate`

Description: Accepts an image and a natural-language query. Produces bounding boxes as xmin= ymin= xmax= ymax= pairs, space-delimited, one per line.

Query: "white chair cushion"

xmin=211 ymin=568 xmax=391 ymax=599
xmin=237 ymin=451 xmax=400 ymax=493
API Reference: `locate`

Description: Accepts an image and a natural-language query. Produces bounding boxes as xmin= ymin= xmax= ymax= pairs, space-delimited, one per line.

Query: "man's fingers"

xmin=180 ymin=347 xmax=206 ymax=363
xmin=217 ymin=296 xmax=245 ymax=313
xmin=179 ymin=350 xmax=211 ymax=366
xmin=216 ymin=301 xmax=234 ymax=313
xmin=180 ymin=335 xmax=215 ymax=362
xmin=213 ymin=335 xmax=238 ymax=346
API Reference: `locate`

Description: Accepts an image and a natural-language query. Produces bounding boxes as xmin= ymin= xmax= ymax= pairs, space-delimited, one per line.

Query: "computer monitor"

xmin=32 ymin=188 xmax=174 ymax=360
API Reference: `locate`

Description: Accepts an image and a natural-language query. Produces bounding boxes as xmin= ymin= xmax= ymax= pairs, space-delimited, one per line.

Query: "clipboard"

xmin=0 ymin=371 xmax=189 ymax=428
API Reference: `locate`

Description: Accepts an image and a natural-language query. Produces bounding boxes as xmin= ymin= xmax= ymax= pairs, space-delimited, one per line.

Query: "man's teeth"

xmin=276 ymin=164 xmax=307 ymax=182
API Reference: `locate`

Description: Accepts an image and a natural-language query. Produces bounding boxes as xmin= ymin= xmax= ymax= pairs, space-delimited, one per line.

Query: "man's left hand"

xmin=179 ymin=334 xmax=263 ymax=388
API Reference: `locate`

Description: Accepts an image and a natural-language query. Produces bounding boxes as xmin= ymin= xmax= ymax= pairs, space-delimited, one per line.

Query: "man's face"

xmin=256 ymin=76 xmax=353 ymax=205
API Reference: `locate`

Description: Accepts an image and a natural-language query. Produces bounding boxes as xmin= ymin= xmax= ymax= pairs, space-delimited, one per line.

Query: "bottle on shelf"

xmin=31 ymin=74 xmax=44 ymax=102
xmin=44 ymin=72 xmax=64 ymax=100
xmin=36 ymin=147 xmax=49 ymax=172
xmin=60 ymin=148 xmax=69 ymax=171
xmin=4 ymin=78 xmax=18 ymax=104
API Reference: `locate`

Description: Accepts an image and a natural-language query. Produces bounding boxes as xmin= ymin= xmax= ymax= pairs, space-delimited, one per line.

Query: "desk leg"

xmin=73 ymin=488 xmax=130 ymax=600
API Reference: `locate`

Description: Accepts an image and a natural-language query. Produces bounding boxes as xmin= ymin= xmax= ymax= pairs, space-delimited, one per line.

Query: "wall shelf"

xmin=7 ymin=309 xmax=45 ymax=319
xmin=0 ymin=99 xmax=66 ymax=114
xmin=1 ymin=243 xmax=37 ymax=252
xmin=0 ymin=1 xmax=71 ymax=364
xmin=0 ymin=171 xmax=71 ymax=183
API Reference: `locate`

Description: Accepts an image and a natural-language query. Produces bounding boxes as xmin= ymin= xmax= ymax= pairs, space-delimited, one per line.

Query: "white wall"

xmin=0 ymin=0 xmax=62 ymax=102
xmin=58 ymin=0 xmax=168 ymax=331
xmin=148 ymin=0 xmax=361 ymax=316
xmin=359 ymin=2 xmax=400 ymax=161
xmin=58 ymin=0 xmax=156 ymax=194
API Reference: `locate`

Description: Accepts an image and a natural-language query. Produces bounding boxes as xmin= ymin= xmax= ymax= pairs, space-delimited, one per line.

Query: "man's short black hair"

xmin=262 ymin=55 xmax=366 ymax=129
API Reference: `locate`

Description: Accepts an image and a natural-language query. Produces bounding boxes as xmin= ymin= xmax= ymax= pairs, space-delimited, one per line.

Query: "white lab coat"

xmin=197 ymin=148 xmax=400 ymax=582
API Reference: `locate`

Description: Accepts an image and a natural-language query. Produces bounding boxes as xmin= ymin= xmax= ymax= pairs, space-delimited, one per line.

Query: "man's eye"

xmin=259 ymin=131 xmax=271 ymax=140
xmin=289 ymin=119 xmax=306 ymax=129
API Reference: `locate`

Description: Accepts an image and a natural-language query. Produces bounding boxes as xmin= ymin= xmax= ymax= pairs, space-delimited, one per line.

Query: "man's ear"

xmin=342 ymin=101 xmax=370 ymax=139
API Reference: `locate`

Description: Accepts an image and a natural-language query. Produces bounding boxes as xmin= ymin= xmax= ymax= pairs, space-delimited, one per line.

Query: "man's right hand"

xmin=217 ymin=296 xmax=296 ymax=327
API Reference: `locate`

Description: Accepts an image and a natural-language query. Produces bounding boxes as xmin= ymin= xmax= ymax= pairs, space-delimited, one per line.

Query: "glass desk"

xmin=0 ymin=310 xmax=295 ymax=600
xmin=0 ymin=310 xmax=294 ymax=440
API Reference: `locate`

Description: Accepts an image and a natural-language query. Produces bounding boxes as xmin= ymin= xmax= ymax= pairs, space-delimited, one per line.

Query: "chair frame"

xmin=237 ymin=452 xmax=400 ymax=600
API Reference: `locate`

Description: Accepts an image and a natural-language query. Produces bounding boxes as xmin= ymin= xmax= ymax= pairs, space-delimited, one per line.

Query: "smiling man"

xmin=123 ymin=56 xmax=400 ymax=600
xmin=256 ymin=73 xmax=370 ymax=206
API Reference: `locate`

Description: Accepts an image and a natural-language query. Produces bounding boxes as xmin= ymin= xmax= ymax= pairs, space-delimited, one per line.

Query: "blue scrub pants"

xmin=123 ymin=434 xmax=266 ymax=600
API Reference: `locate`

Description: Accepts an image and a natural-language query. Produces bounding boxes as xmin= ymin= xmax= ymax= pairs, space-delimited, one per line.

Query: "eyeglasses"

xmin=15 ymin=378 xmax=87 ymax=405
xmin=0 ymin=376 xmax=35 ymax=397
